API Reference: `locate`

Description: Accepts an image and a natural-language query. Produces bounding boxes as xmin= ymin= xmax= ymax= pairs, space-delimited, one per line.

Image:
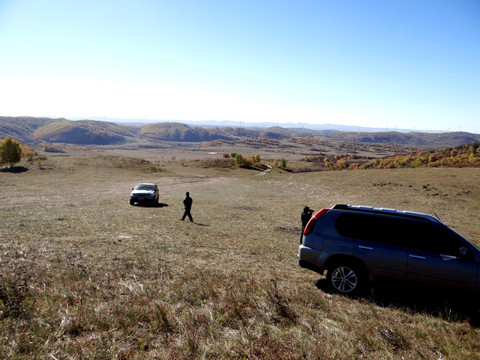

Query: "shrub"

xmin=252 ymin=154 xmax=261 ymax=165
xmin=43 ymin=144 xmax=65 ymax=153
xmin=234 ymin=153 xmax=254 ymax=167
xmin=198 ymin=158 xmax=235 ymax=168
xmin=0 ymin=137 xmax=23 ymax=167
xmin=234 ymin=153 xmax=244 ymax=166
xmin=274 ymin=158 xmax=287 ymax=170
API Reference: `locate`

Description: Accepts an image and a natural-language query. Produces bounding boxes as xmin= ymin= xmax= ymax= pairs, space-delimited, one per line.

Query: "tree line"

xmin=302 ymin=142 xmax=480 ymax=171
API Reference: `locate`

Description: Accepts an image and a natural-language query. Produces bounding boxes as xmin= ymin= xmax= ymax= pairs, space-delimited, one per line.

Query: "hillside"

xmin=0 ymin=117 xmax=57 ymax=143
xmin=302 ymin=141 xmax=480 ymax=170
xmin=31 ymin=119 xmax=137 ymax=145
xmin=0 ymin=116 xmax=479 ymax=147
xmin=138 ymin=122 xmax=233 ymax=142
xmin=327 ymin=131 xmax=480 ymax=147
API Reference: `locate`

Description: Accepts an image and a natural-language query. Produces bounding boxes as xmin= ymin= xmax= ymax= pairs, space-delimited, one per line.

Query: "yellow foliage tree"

xmin=0 ymin=137 xmax=23 ymax=167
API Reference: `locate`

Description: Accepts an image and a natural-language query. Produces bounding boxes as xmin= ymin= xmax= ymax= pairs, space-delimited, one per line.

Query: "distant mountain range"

xmin=74 ymin=116 xmax=441 ymax=133
xmin=1 ymin=116 xmax=478 ymax=147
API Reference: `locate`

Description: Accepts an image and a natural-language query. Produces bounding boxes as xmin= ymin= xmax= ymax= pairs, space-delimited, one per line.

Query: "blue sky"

xmin=1 ymin=0 xmax=479 ymax=132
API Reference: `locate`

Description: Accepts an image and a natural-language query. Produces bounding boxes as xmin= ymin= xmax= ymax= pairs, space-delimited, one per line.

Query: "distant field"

xmin=1 ymin=150 xmax=479 ymax=359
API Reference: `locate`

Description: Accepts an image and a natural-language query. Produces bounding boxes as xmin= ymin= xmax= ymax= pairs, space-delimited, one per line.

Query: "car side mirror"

xmin=458 ymin=247 xmax=472 ymax=261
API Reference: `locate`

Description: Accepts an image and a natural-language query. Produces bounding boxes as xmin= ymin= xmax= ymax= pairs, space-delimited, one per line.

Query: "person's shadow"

xmin=180 ymin=220 xmax=209 ymax=226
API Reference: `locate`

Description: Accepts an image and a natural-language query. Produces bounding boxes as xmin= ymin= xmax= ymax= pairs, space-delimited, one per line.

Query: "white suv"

xmin=129 ymin=183 xmax=159 ymax=206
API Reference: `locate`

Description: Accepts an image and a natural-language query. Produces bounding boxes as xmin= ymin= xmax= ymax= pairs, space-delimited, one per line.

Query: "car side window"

xmin=334 ymin=213 xmax=405 ymax=246
xmin=405 ymin=222 xmax=465 ymax=256
xmin=333 ymin=213 xmax=465 ymax=256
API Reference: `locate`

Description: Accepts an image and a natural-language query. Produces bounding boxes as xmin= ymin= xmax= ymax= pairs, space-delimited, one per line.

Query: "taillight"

xmin=303 ymin=208 xmax=329 ymax=236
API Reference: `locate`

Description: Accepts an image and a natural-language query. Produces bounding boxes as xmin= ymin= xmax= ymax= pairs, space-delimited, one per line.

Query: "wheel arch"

xmin=324 ymin=255 xmax=369 ymax=278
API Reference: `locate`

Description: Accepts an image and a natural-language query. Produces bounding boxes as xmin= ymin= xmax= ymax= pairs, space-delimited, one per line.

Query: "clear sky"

xmin=1 ymin=0 xmax=479 ymax=132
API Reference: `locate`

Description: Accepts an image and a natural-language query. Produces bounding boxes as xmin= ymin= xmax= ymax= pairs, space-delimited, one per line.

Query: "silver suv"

xmin=298 ymin=204 xmax=480 ymax=295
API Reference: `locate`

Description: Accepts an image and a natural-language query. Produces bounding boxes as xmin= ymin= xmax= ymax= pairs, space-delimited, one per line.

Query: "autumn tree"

xmin=252 ymin=154 xmax=261 ymax=165
xmin=234 ymin=153 xmax=261 ymax=167
xmin=274 ymin=158 xmax=287 ymax=170
xmin=0 ymin=137 xmax=23 ymax=167
xmin=235 ymin=153 xmax=245 ymax=166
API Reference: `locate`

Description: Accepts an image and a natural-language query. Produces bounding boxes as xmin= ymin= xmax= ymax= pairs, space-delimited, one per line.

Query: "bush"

xmin=43 ymin=144 xmax=65 ymax=153
xmin=198 ymin=158 xmax=235 ymax=168
xmin=234 ymin=153 xmax=260 ymax=167
xmin=0 ymin=137 xmax=23 ymax=167
xmin=274 ymin=158 xmax=287 ymax=170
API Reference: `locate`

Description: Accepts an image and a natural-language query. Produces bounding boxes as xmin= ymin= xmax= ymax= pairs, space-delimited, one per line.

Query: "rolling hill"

xmin=326 ymin=131 xmax=480 ymax=147
xmin=0 ymin=117 xmax=56 ymax=143
xmin=138 ymin=122 xmax=233 ymax=142
xmin=0 ymin=116 xmax=479 ymax=147
xmin=31 ymin=119 xmax=136 ymax=145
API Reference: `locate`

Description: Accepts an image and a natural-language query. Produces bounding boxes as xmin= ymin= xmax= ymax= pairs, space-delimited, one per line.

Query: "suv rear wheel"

xmin=327 ymin=262 xmax=365 ymax=295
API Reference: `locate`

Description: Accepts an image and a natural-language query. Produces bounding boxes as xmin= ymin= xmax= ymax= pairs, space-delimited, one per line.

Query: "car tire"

xmin=130 ymin=199 xmax=135 ymax=206
xmin=327 ymin=261 xmax=365 ymax=295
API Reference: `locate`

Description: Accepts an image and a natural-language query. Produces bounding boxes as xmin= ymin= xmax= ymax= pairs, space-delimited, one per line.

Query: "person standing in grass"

xmin=300 ymin=206 xmax=313 ymax=243
xmin=181 ymin=192 xmax=193 ymax=222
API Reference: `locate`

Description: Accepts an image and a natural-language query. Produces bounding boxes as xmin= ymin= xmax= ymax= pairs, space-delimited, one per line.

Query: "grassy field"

xmin=1 ymin=150 xmax=479 ymax=359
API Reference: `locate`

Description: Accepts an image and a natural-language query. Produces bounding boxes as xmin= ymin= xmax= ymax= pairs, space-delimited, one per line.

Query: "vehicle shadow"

xmin=315 ymin=278 xmax=480 ymax=327
xmin=0 ymin=166 xmax=28 ymax=173
xmin=130 ymin=203 xmax=169 ymax=208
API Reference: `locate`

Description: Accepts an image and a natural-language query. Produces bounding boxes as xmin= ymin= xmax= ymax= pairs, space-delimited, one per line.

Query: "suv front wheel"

xmin=327 ymin=262 xmax=365 ymax=295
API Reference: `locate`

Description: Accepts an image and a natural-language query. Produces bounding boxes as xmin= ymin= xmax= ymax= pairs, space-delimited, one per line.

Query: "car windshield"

xmin=135 ymin=184 xmax=155 ymax=191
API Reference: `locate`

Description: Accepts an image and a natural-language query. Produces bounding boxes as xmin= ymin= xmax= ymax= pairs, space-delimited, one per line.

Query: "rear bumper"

xmin=298 ymin=245 xmax=325 ymax=275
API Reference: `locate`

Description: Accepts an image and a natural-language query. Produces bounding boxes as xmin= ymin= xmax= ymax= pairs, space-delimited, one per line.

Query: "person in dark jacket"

xmin=300 ymin=206 xmax=314 ymax=243
xmin=181 ymin=192 xmax=193 ymax=222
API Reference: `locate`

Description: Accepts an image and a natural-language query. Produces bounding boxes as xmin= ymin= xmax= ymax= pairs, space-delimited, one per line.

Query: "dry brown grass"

xmin=1 ymin=151 xmax=479 ymax=359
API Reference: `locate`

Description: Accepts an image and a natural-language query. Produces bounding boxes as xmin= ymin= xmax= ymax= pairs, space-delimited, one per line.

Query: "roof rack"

xmin=332 ymin=204 xmax=444 ymax=224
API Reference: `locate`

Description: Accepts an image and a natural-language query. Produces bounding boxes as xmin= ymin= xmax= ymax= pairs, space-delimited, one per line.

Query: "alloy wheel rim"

xmin=331 ymin=266 xmax=357 ymax=293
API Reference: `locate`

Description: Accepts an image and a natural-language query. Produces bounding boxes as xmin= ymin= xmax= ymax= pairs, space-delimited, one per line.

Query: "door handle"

xmin=359 ymin=245 xmax=374 ymax=251
xmin=409 ymin=254 xmax=426 ymax=260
